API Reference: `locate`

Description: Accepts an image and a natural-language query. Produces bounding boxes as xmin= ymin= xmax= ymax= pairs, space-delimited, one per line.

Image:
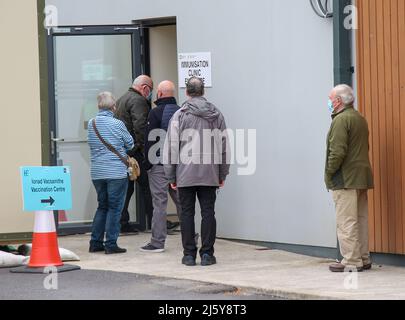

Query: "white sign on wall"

xmin=178 ymin=52 xmax=212 ymax=88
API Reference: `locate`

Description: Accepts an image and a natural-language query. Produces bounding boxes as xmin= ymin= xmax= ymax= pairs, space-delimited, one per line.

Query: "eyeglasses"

xmin=143 ymin=83 xmax=153 ymax=91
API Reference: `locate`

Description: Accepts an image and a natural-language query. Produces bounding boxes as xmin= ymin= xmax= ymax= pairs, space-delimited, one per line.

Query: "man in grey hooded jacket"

xmin=163 ymin=77 xmax=230 ymax=266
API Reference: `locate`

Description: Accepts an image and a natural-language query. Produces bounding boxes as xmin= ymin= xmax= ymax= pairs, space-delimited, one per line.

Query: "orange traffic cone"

xmin=10 ymin=211 xmax=80 ymax=274
xmin=28 ymin=210 xmax=63 ymax=267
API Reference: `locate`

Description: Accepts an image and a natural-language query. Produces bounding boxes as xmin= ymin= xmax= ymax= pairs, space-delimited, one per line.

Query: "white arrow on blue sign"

xmin=20 ymin=166 xmax=72 ymax=212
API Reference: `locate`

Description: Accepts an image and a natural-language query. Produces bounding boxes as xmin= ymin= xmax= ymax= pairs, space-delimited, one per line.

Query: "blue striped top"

xmin=88 ymin=110 xmax=134 ymax=180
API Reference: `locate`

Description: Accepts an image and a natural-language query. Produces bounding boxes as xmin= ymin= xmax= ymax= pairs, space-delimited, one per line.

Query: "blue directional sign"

xmin=20 ymin=166 xmax=72 ymax=212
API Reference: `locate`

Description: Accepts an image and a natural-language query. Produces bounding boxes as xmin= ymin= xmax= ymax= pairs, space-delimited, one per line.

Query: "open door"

xmin=47 ymin=25 xmax=147 ymax=234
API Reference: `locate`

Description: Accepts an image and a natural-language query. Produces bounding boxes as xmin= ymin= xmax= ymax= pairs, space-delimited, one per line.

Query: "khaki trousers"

xmin=332 ymin=189 xmax=371 ymax=268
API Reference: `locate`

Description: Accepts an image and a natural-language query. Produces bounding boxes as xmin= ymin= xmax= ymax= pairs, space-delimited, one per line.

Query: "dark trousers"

xmin=120 ymin=151 xmax=153 ymax=229
xmin=178 ymin=186 xmax=217 ymax=258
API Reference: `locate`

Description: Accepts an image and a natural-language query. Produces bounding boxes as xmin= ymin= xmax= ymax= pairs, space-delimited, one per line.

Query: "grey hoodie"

xmin=163 ymin=97 xmax=230 ymax=187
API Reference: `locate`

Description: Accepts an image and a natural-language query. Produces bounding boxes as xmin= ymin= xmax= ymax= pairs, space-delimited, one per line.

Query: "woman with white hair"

xmin=87 ymin=92 xmax=134 ymax=254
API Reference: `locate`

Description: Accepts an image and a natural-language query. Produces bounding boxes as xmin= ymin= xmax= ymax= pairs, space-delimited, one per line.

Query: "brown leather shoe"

xmin=329 ymin=262 xmax=363 ymax=272
xmin=363 ymin=263 xmax=372 ymax=270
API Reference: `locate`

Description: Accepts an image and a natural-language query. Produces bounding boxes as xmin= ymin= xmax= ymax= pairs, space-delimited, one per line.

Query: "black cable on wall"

xmin=310 ymin=0 xmax=333 ymax=18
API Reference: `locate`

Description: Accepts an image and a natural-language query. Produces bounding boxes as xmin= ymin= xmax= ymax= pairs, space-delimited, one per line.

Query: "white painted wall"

xmin=46 ymin=0 xmax=337 ymax=248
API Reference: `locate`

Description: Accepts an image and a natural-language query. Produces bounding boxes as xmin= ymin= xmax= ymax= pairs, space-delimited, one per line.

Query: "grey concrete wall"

xmin=46 ymin=0 xmax=337 ymax=248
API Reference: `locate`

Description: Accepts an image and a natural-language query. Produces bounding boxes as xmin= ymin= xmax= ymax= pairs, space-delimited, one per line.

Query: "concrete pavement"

xmin=52 ymin=232 xmax=405 ymax=300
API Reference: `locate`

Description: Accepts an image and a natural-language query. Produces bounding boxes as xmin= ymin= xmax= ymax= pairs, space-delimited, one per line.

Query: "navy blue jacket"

xmin=144 ymin=97 xmax=180 ymax=168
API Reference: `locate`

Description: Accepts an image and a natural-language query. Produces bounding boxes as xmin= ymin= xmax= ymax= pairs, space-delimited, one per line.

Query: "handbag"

xmin=92 ymin=119 xmax=141 ymax=181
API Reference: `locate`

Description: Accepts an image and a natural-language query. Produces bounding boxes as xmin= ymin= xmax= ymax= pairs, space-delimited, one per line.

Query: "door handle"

xmin=52 ymin=138 xmax=88 ymax=143
xmin=51 ymin=138 xmax=65 ymax=142
xmin=58 ymin=139 xmax=88 ymax=143
xmin=50 ymin=130 xmax=57 ymax=156
xmin=50 ymin=131 xmax=88 ymax=156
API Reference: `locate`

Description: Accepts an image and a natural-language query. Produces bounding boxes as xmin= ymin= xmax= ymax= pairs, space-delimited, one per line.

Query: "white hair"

xmin=97 ymin=92 xmax=116 ymax=110
xmin=132 ymin=75 xmax=151 ymax=87
xmin=334 ymin=84 xmax=355 ymax=106
xmin=132 ymin=77 xmax=142 ymax=87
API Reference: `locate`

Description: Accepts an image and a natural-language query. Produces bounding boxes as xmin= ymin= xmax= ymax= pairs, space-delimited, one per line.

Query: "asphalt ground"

xmin=0 ymin=268 xmax=274 ymax=300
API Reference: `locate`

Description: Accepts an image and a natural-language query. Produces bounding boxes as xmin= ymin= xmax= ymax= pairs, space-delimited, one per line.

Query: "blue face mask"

xmin=147 ymin=91 xmax=152 ymax=102
xmin=328 ymin=99 xmax=334 ymax=113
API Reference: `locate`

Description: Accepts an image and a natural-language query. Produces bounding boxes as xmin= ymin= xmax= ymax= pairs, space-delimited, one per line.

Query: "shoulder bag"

xmin=92 ymin=119 xmax=140 ymax=181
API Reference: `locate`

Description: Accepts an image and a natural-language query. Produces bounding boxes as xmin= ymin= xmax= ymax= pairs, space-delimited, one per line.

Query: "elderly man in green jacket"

xmin=325 ymin=84 xmax=374 ymax=273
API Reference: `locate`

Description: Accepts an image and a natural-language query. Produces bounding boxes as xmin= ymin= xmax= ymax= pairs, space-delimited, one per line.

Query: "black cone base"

xmin=9 ymin=264 xmax=81 ymax=274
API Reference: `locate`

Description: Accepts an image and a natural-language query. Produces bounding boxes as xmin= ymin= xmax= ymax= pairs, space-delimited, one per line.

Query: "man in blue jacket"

xmin=140 ymin=80 xmax=182 ymax=252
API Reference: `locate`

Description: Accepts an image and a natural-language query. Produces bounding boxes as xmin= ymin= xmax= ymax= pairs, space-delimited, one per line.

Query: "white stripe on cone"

xmin=33 ymin=211 xmax=57 ymax=233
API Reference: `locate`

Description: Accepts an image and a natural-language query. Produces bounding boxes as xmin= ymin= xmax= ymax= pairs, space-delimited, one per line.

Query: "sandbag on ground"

xmin=0 ymin=251 xmax=29 ymax=268
xmin=17 ymin=244 xmax=80 ymax=262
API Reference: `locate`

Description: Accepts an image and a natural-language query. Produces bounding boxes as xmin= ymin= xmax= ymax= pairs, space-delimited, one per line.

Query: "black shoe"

xmin=140 ymin=243 xmax=165 ymax=253
xmin=201 ymin=254 xmax=217 ymax=266
xmin=89 ymin=245 xmax=105 ymax=253
xmin=105 ymin=246 xmax=127 ymax=254
xmin=167 ymin=221 xmax=180 ymax=230
xmin=120 ymin=224 xmax=139 ymax=234
xmin=182 ymin=255 xmax=196 ymax=266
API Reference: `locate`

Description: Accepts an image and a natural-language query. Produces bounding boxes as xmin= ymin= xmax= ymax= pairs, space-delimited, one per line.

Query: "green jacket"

xmin=115 ymin=88 xmax=151 ymax=155
xmin=325 ymin=106 xmax=374 ymax=190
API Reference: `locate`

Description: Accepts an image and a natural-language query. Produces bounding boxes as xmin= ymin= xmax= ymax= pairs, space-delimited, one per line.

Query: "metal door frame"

xmin=47 ymin=25 xmax=148 ymax=235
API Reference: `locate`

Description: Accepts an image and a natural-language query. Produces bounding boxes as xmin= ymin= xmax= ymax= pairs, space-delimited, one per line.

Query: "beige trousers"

xmin=332 ymin=189 xmax=371 ymax=268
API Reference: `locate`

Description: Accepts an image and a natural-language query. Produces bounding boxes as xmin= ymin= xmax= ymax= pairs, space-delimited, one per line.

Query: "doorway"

xmin=48 ymin=21 xmax=179 ymax=235
xmin=143 ymin=21 xmax=179 ymax=222
xmin=48 ymin=25 xmax=145 ymax=234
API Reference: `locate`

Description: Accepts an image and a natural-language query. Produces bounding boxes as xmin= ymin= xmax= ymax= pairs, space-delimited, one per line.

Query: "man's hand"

xmin=170 ymin=183 xmax=177 ymax=190
xmin=219 ymin=181 xmax=225 ymax=188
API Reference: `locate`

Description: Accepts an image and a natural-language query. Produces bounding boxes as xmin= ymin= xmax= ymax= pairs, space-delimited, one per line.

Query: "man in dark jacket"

xmin=115 ymin=75 xmax=154 ymax=232
xmin=325 ymin=84 xmax=374 ymax=273
xmin=140 ymin=80 xmax=182 ymax=253
xmin=163 ymin=77 xmax=230 ymax=266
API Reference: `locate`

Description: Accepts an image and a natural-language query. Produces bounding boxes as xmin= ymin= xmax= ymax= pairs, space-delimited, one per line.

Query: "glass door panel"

xmin=52 ymin=33 xmax=137 ymax=228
